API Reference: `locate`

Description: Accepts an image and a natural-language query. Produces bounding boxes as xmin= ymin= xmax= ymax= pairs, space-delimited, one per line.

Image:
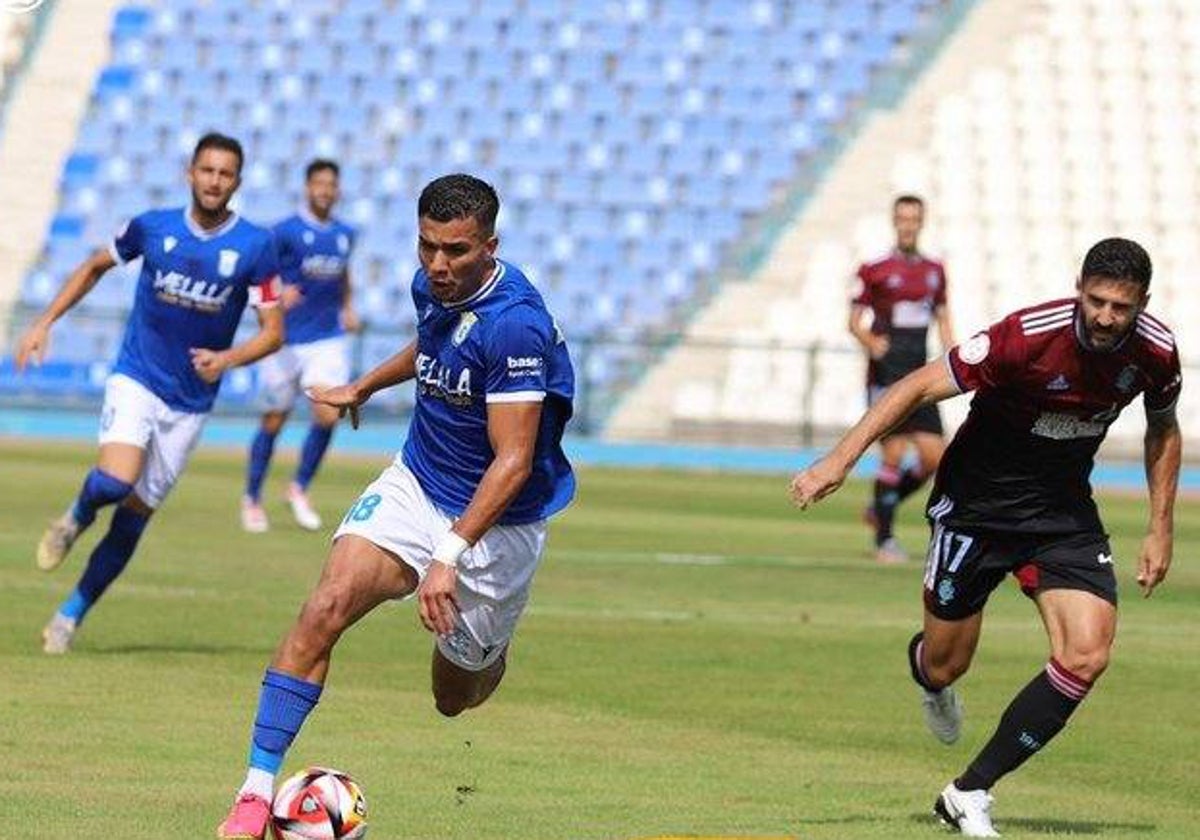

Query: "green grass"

xmin=1 ymin=440 xmax=1197 ymax=839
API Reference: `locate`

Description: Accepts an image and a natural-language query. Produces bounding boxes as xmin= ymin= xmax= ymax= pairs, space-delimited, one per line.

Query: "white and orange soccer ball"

xmin=271 ymin=767 xmax=367 ymax=840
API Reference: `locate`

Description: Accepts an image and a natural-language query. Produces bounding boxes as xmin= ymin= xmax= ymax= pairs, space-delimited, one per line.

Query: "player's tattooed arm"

xmin=15 ymin=248 xmax=117 ymax=370
xmin=790 ymin=359 xmax=959 ymax=508
xmin=1138 ymin=406 xmax=1181 ymax=597
xmin=418 ymin=401 xmax=540 ymax=635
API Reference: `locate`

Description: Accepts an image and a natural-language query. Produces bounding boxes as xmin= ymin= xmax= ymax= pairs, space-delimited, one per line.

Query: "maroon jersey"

xmin=933 ymin=298 xmax=1182 ymax=534
xmin=853 ymin=250 xmax=948 ymax=387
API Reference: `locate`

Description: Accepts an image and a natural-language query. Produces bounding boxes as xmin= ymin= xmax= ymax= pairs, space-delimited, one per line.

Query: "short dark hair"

xmin=306 ymin=158 xmax=340 ymax=180
xmin=1081 ymin=237 xmax=1152 ymax=291
xmin=192 ymin=132 xmax=244 ymax=173
xmin=894 ymin=194 xmax=925 ymax=211
xmin=418 ymin=174 xmax=500 ymax=236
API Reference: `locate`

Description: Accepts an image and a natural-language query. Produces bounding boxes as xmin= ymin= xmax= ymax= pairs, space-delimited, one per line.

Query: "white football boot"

xmin=286 ymin=483 xmax=322 ymax=531
xmin=41 ymin=613 xmax=78 ymax=655
xmin=36 ymin=511 xmax=81 ymax=571
xmin=935 ymin=783 xmax=1000 ymax=837
xmin=240 ymin=496 xmax=269 ymax=533
xmin=922 ymin=685 xmax=964 ymax=744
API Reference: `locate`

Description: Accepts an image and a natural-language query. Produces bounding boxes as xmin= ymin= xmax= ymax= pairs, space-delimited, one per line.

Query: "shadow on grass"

xmin=792 ymin=815 xmax=888 ymax=825
xmin=87 ymin=643 xmax=274 ymax=656
xmin=908 ymin=813 xmax=1157 ymax=835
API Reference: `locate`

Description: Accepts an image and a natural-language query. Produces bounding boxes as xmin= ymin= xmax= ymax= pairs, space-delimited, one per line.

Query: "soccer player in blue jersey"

xmin=217 ymin=174 xmax=575 ymax=839
xmin=15 ymin=132 xmax=284 ymax=655
xmin=241 ymin=159 xmax=360 ymax=534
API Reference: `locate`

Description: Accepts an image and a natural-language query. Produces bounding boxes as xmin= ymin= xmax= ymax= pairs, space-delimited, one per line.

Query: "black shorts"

xmin=921 ymin=527 xmax=1117 ymax=620
xmin=868 ymin=386 xmax=944 ymax=436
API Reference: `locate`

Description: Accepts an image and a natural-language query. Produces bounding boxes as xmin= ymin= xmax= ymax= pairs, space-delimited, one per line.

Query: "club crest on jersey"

xmin=338 ymin=234 xmax=350 ymax=254
xmin=303 ymin=231 xmax=315 ymax=245
xmin=1115 ymin=365 xmax=1139 ymax=393
xmin=163 ymin=236 xmax=177 ymax=253
xmin=958 ymin=333 xmax=990 ymax=365
xmin=926 ymin=270 xmax=940 ymax=290
xmin=937 ymin=579 xmax=956 ymax=605
xmin=886 ymin=274 xmax=901 ymax=288
xmin=218 ymin=249 xmax=240 ymax=278
xmin=452 ymin=311 xmax=479 ymax=346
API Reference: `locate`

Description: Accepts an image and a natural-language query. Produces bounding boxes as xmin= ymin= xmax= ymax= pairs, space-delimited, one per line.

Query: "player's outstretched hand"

xmin=790 ymin=455 xmax=850 ymax=510
xmin=189 ymin=347 xmax=229 ymax=384
xmin=306 ymin=383 xmax=365 ymax=429
xmin=417 ymin=561 xmax=460 ymax=636
xmin=1136 ymin=530 xmax=1173 ymax=598
xmin=15 ymin=323 xmax=51 ymax=371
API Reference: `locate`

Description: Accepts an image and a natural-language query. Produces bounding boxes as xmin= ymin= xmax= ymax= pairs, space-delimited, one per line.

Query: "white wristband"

xmin=432 ymin=531 xmax=471 ymax=568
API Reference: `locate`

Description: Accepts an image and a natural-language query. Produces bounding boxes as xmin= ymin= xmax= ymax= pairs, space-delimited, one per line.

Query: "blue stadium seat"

xmin=112 ymin=5 xmax=152 ymax=41
xmin=61 ymin=154 xmax=100 ymax=192
xmin=95 ymin=65 xmax=138 ymax=100
xmin=32 ymin=0 xmax=939 ymax=399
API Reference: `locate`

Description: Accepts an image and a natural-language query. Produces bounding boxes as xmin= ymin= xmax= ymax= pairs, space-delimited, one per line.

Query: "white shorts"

xmin=257 ymin=335 xmax=351 ymax=412
xmin=98 ymin=374 xmax=208 ymax=509
xmin=333 ymin=460 xmax=547 ymax=671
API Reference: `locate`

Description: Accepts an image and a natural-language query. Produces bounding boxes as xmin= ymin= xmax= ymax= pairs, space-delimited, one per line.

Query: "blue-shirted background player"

xmin=14 ymin=133 xmax=284 ymax=655
xmin=217 ymin=174 xmax=575 ymax=840
xmin=242 ymin=159 xmax=360 ymax=534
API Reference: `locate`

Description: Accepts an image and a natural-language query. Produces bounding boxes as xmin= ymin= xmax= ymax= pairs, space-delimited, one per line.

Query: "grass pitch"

xmin=0 ymin=440 xmax=1196 ymax=839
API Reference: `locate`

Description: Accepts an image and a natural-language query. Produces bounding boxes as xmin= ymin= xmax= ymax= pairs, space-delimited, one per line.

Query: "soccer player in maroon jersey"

xmin=792 ymin=238 xmax=1181 ymax=836
xmin=849 ymin=195 xmax=955 ymax=563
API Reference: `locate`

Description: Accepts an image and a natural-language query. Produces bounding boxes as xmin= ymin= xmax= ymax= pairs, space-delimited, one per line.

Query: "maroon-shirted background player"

xmin=849 ymin=195 xmax=955 ymax=563
xmin=792 ymin=238 xmax=1181 ymax=837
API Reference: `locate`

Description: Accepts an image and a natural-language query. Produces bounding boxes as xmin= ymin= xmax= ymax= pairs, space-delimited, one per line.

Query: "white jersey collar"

xmin=299 ymin=205 xmax=336 ymax=230
xmin=185 ymin=207 xmax=239 ymax=240
xmin=446 ymin=260 xmax=505 ymax=310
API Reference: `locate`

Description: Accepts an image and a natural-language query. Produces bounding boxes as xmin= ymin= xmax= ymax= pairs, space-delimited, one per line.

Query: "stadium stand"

xmin=10 ymin=0 xmax=946 ymax=416
xmin=608 ymin=0 xmax=1199 ymax=454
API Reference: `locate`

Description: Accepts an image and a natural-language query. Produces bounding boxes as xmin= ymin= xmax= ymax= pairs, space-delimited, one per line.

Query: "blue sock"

xmin=294 ymin=424 xmax=334 ymax=490
xmin=249 ymin=669 xmax=323 ymax=773
xmin=59 ymin=506 xmax=150 ymax=622
xmin=246 ymin=428 xmax=278 ymax=502
xmin=71 ymin=468 xmax=133 ymax=529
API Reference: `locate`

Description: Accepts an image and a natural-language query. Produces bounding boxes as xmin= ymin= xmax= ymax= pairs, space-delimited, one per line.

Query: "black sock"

xmin=873 ymin=470 xmax=902 ymax=544
xmin=895 ymin=467 xmax=930 ymax=503
xmin=907 ymin=631 xmax=941 ymax=692
xmin=956 ymin=659 xmax=1091 ymax=791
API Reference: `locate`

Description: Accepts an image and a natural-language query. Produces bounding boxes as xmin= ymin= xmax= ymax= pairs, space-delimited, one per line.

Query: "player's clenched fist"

xmin=190 ymin=347 xmax=229 ymax=383
xmin=789 ymin=456 xmax=850 ymax=509
xmin=417 ymin=561 xmax=460 ymax=636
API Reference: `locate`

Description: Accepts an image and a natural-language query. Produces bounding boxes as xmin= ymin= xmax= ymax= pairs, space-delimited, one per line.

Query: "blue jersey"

xmin=273 ymin=210 xmax=355 ymax=345
xmin=401 ymin=260 xmax=575 ymax=525
xmin=109 ymin=207 xmax=281 ymax=413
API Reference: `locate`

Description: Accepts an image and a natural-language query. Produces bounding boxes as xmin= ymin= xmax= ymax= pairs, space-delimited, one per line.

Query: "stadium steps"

xmin=606 ymin=0 xmax=1040 ymax=445
xmin=0 ymin=0 xmax=124 ymax=341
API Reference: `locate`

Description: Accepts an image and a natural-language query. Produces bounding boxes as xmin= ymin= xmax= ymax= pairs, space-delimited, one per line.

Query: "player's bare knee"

xmin=298 ymin=586 xmax=355 ymax=641
xmin=1056 ymin=646 xmax=1110 ymax=683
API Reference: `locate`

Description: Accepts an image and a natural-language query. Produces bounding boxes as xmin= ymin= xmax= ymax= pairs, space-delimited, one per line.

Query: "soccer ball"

xmin=271 ymin=767 xmax=367 ymax=840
